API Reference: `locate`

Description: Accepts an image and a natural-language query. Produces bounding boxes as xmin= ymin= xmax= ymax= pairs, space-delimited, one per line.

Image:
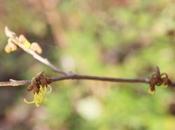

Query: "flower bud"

xmin=19 ymin=35 xmax=31 ymax=48
xmin=30 ymin=42 xmax=42 ymax=54
xmin=4 ymin=39 xmax=17 ymax=53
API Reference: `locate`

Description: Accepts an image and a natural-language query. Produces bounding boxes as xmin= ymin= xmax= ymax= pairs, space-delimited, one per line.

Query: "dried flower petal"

xmin=24 ymin=86 xmax=50 ymax=107
xmin=47 ymin=85 xmax=52 ymax=94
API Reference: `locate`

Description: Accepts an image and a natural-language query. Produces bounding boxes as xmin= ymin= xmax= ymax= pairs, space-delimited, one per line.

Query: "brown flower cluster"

xmin=27 ymin=72 xmax=51 ymax=93
xmin=149 ymin=67 xmax=172 ymax=94
xmin=24 ymin=72 xmax=52 ymax=107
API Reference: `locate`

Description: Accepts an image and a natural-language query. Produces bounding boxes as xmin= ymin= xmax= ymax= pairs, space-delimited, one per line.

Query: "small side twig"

xmin=4 ymin=27 xmax=67 ymax=76
xmin=14 ymin=41 xmax=67 ymax=75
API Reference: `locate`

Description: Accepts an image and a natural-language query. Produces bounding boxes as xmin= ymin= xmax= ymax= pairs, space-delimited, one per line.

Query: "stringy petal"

xmin=24 ymin=86 xmax=49 ymax=107
xmin=23 ymin=98 xmax=35 ymax=104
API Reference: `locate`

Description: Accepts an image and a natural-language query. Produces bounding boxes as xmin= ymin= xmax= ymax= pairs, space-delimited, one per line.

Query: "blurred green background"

xmin=1 ymin=0 xmax=175 ymax=130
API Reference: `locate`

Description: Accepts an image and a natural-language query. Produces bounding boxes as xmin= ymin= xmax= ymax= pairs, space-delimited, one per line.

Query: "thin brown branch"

xmin=1 ymin=69 xmax=175 ymax=94
xmin=0 ymin=73 xmax=175 ymax=87
xmin=51 ymin=74 xmax=150 ymax=84
xmin=0 ymin=75 xmax=149 ymax=87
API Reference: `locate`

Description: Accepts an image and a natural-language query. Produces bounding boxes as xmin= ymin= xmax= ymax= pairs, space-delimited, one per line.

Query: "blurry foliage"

xmin=1 ymin=0 xmax=175 ymax=130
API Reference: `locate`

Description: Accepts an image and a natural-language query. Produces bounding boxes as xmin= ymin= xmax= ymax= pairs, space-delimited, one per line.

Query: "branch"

xmin=2 ymin=27 xmax=173 ymax=94
xmin=0 ymin=74 xmax=149 ymax=87
xmin=0 ymin=71 xmax=173 ymax=85
xmin=51 ymin=74 xmax=149 ymax=83
xmin=14 ymin=41 xmax=67 ymax=75
xmin=0 ymin=79 xmax=30 ymax=87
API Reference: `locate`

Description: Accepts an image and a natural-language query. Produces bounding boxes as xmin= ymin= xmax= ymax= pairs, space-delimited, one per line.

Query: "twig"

xmin=14 ymin=40 xmax=67 ymax=75
xmin=51 ymin=74 xmax=150 ymax=83
xmin=0 ymin=79 xmax=30 ymax=87
xmin=4 ymin=27 xmax=67 ymax=76
xmin=0 ymin=72 xmax=174 ymax=86
xmin=0 ymin=75 xmax=149 ymax=87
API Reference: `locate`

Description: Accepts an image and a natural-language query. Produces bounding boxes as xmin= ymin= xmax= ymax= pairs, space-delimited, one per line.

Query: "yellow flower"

xmin=24 ymin=86 xmax=49 ymax=107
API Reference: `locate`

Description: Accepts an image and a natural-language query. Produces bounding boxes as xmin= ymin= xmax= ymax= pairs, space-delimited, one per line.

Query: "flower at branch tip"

xmin=30 ymin=42 xmax=42 ymax=54
xmin=4 ymin=27 xmax=43 ymax=53
xmin=24 ymin=85 xmax=51 ymax=107
xmin=19 ymin=35 xmax=31 ymax=48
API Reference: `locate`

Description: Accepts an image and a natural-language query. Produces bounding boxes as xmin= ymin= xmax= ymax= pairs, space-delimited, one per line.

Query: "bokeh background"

xmin=0 ymin=0 xmax=175 ymax=130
